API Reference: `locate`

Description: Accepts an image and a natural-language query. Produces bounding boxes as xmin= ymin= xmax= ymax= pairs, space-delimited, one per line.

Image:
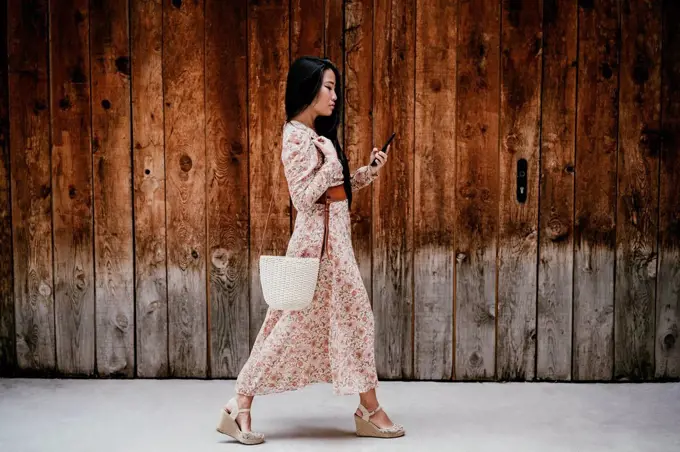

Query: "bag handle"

xmin=259 ymin=150 xmax=330 ymax=260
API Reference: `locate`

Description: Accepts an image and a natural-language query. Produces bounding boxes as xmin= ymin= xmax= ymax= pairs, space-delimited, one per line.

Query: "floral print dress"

xmin=235 ymin=120 xmax=379 ymax=396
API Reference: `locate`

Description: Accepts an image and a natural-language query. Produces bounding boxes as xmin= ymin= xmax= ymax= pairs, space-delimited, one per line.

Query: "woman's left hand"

xmin=368 ymin=146 xmax=389 ymax=176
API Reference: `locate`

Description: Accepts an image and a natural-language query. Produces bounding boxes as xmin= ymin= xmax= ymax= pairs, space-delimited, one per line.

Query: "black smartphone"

xmin=370 ymin=132 xmax=396 ymax=166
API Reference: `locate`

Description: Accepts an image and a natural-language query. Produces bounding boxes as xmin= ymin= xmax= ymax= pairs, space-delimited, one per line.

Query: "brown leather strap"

xmin=320 ymin=196 xmax=330 ymax=258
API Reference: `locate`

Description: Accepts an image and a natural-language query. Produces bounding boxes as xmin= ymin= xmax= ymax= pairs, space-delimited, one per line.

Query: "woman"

xmin=216 ymin=56 xmax=405 ymax=445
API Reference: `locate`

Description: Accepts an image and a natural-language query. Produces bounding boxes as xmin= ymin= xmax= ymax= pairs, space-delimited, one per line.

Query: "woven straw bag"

xmin=258 ymin=164 xmax=331 ymax=311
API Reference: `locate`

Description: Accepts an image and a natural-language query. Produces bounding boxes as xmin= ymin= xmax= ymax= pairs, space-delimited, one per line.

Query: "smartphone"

xmin=370 ymin=132 xmax=396 ymax=166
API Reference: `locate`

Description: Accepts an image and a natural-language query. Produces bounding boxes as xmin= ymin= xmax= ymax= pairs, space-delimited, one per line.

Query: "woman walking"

xmin=216 ymin=56 xmax=405 ymax=445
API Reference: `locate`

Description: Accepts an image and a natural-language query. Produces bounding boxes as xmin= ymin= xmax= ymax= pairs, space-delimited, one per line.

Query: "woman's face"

xmin=311 ymin=69 xmax=337 ymax=117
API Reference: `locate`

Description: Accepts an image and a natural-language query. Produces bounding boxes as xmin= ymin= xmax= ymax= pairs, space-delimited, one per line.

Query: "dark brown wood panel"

xmin=657 ymin=0 xmax=680 ymax=379
xmin=537 ymin=0 xmax=577 ymax=381
xmin=90 ymin=0 xmax=134 ymax=377
xmin=413 ymin=0 xmax=456 ymax=380
xmin=573 ymin=0 xmax=619 ymax=381
xmin=50 ymin=0 xmax=95 ymax=375
xmin=8 ymin=0 xmax=55 ymax=375
xmin=614 ymin=0 xmax=661 ymax=381
xmin=373 ymin=0 xmax=415 ymax=379
xmin=325 ymin=0 xmax=343 ymax=147
xmin=497 ymin=0 xmax=542 ymax=381
xmin=454 ymin=0 xmax=500 ymax=380
xmin=249 ymin=0 xmax=290 ymax=346
xmin=0 ymin=0 xmax=16 ymax=376
xmin=206 ymin=0 xmax=250 ymax=378
xmin=344 ymin=0 xmax=373 ymax=300
xmin=131 ymin=0 xmax=168 ymax=378
xmin=291 ymin=0 xmax=324 ymax=59
xmin=163 ymin=0 xmax=207 ymax=377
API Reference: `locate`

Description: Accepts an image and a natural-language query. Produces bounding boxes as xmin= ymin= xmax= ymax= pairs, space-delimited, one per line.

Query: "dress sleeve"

xmin=281 ymin=128 xmax=344 ymax=212
xmin=350 ymin=165 xmax=378 ymax=192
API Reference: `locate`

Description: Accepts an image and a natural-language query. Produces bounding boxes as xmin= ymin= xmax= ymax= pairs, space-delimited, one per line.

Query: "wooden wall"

xmin=0 ymin=0 xmax=678 ymax=381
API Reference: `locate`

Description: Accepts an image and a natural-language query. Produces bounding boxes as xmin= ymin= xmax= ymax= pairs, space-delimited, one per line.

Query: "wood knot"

xmin=430 ymin=79 xmax=442 ymax=92
xmin=191 ymin=250 xmax=199 ymax=259
xmin=115 ymin=56 xmax=130 ymax=76
xmin=469 ymin=352 xmax=483 ymax=368
xmin=180 ymin=154 xmax=192 ymax=172
xmin=34 ymin=100 xmax=47 ymax=114
xmin=101 ymin=99 xmax=111 ymax=110
xmin=663 ymin=333 xmax=676 ymax=350
xmin=600 ymin=62 xmax=613 ymax=80
xmin=547 ymin=218 xmax=569 ymax=242
xmin=70 ymin=65 xmax=87 ymax=84
xmin=68 ymin=185 xmax=77 ymax=199
xmin=115 ymin=314 xmax=129 ymax=330
xmin=211 ymin=248 xmax=230 ymax=269
xmin=59 ymin=97 xmax=72 ymax=111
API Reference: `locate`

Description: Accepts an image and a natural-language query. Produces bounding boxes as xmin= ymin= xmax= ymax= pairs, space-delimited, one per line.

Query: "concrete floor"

xmin=0 ymin=379 xmax=678 ymax=452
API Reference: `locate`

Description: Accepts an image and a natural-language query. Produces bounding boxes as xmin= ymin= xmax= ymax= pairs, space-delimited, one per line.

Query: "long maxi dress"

xmin=235 ymin=120 xmax=379 ymax=396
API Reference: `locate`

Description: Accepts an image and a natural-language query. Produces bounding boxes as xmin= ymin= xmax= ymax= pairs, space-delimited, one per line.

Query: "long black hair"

xmin=285 ymin=56 xmax=352 ymax=209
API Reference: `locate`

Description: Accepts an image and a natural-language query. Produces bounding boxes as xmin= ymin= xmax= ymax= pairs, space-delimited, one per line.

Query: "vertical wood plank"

xmin=344 ymin=0 xmax=373 ymax=301
xmin=373 ymin=0 xmax=415 ymax=379
xmin=50 ymin=0 xmax=95 ymax=375
xmin=497 ymin=0 xmax=542 ymax=381
xmin=131 ymin=0 xmax=168 ymax=377
xmin=291 ymin=0 xmax=324 ymax=59
xmin=573 ymin=0 xmax=619 ymax=381
xmin=614 ymin=0 xmax=662 ymax=381
xmin=413 ymin=0 xmax=456 ymax=380
xmin=8 ymin=0 xmax=55 ymax=375
xmin=249 ymin=0 xmax=290 ymax=346
xmin=325 ymin=0 xmax=343 ymax=146
xmin=206 ymin=0 xmax=250 ymax=378
xmin=163 ymin=0 xmax=207 ymax=377
xmin=454 ymin=0 xmax=500 ymax=380
xmin=90 ymin=0 xmax=134 ymax=377
xmin=0 ymin=0 xmax=16 ymax=376
xmin=657 ymin=0 xmax=680 ymax=379
xmin=537 ymin=0 xmax=577 ymax=381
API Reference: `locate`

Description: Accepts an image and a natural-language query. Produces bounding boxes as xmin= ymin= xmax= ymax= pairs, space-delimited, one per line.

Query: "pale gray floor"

xmin=0 ymin=379 xmax=678 ymax=452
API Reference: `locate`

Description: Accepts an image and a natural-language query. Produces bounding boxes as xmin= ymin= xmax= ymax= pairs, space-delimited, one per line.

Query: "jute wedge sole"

xmin=354 ymin=404 xmax=405 ymax=439
xmin=216 ymin=398 xmax=265 ymax=445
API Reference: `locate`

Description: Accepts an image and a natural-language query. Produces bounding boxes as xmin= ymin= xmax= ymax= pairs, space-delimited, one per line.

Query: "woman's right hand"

xmin=312 ymin=136 xmax=338 ymax=160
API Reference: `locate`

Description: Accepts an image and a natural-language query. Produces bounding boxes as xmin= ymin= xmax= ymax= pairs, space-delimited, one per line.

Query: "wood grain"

xmin=206 ymin=0 xmax=250 ymax=378
xmin=325 ymin=0 xmax=343 ymax=148
xmin=0 ymin=0 xmax=16 ymax=376
xmin=344 ymin=0 xmax=373 ymax=301
xmin=537 ymin=0 xmax=577 ymax=381
xmin=249 ymin=0 xmax=290 ymax=346
xmin=50 ymin=0 xmax=95 ymax=375
xmin=8 ymin=0 xmax=55 ymax=375
xmin=657 ymin=0 xmax=680 ymax=379
xmin=413 ymin=0 xmax=456 ymax=380
xmin=497 ymin=0 xmax=542 ymax=381
xmin=163 ymin=0 xmax=207 ymax=377
xmin=373 ymin=0 xmax=415 ymax=379
xmin=573 ymin=0 xmax=619 ymax=381
xmin=454 ymin=0 xmax=500 ymax=380
xmin=614 ymin=0 xmax=661 ymax=381
xmin=131 ymin=0 xmax=168 ymax=378
xmin=90 ymin=0 xmax=134 ymax=377
xmin=291 ymin=0 xmax=324 ymax=59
